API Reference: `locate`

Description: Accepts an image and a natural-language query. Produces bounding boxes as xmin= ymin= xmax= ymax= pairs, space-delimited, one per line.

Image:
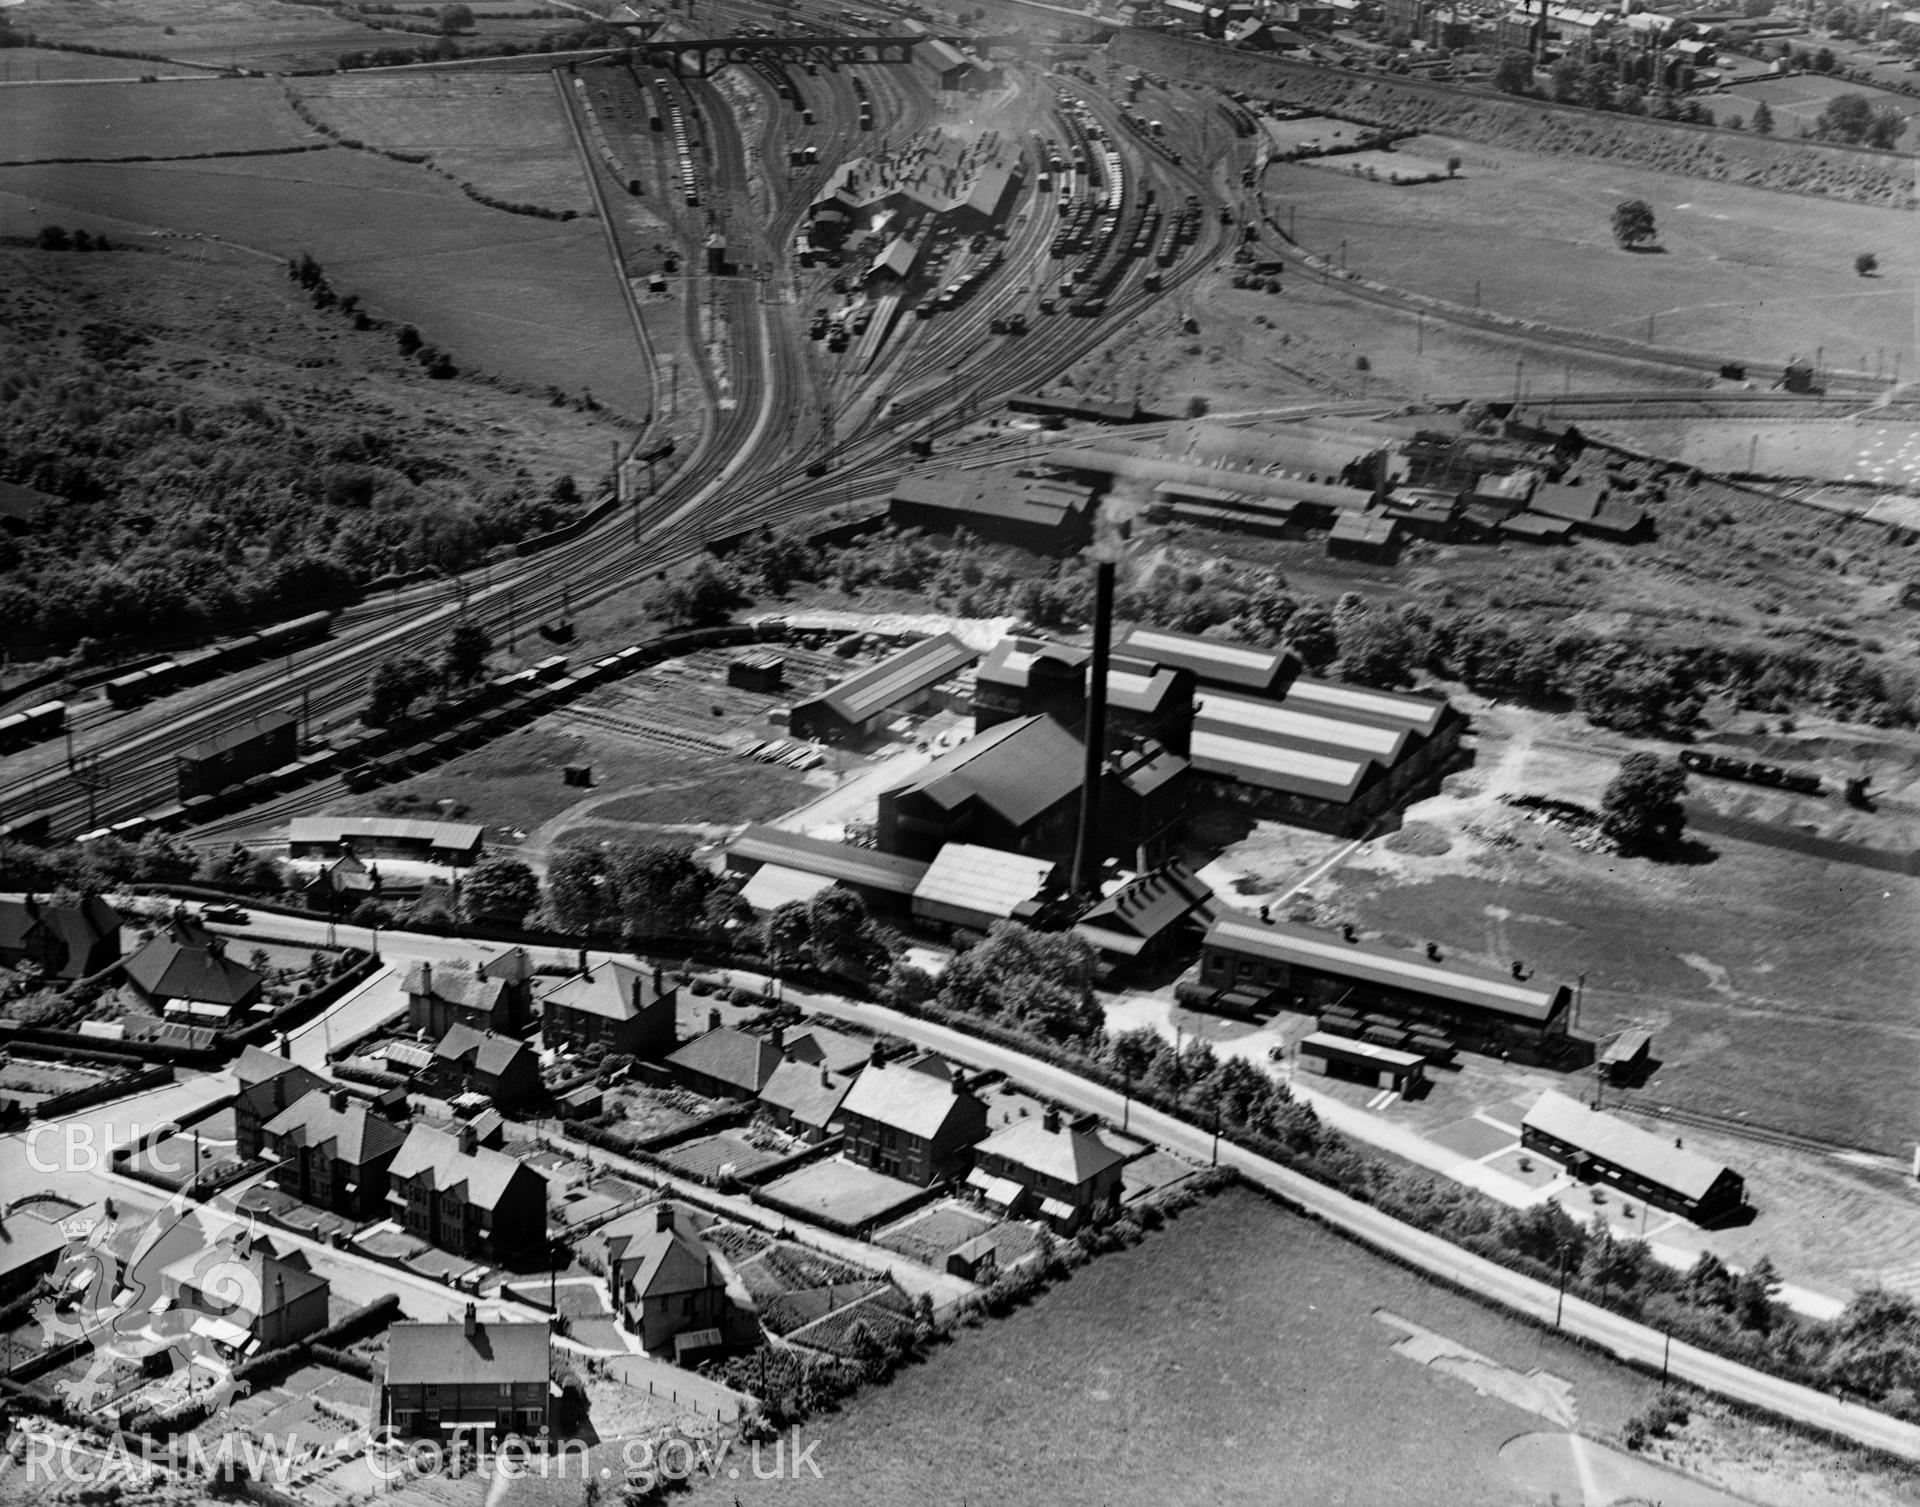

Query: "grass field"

xmin=0 ymin=48 xmax=213 ymax=81
xmin=291 ymin=74 xmax=594 ymax=216
xmin=0 ymin=148 xmax=649 ymax=406
xmin=0 ymin=77 xmax=315 ymax=160
xmin=1268 ymin=132 xmax=1916 ymax=371
xmin=4 ymin=0 xmax=402 ymax=73
xmin=690 ymin=1187 xmax=1668 ymax=1507
xmin=1315 ymin=705 xmax=1920 ymax=1155
xmin=1716 ymin=72 xmax=1920 ymax=132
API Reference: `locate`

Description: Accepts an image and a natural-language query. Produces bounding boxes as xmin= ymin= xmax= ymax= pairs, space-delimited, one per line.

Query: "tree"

xmin=439 ymin=3 xmax=475 ymax=32
xmin=1492 ymin=50 xmax=1534 ymax=94
xmin=1184 ymin=395 xmax=1210 ymax=419
xmin=1866 ymin=104 xmax=1907 ymax=149
xmin=363 ymin=654 xmax=434 ymax=724
xmin=1814 ymin=91 xmax=1873 ymax=141
xmin=1283 ymin=601 xmax=1340 ymax=670
xmin=657 ymin=559 xmax=742 ymax=627
xmin=1446 ymin=154 xmax=1462 ymax=177
xmin=1600 ymin=752 xmax=1688 ymax=853
xmin=1338 ymin=609 xmax=1416 ymax=688
xmin=764 ymin=900 xmax=812 ymax=967
xmin=1812 ymin=45 xmax=1836 ymax=71
xmin=1751 ymin=99 xmax=1774 ymax=135
xmin=461 ymin=857 xmax=539 ymax=926
xmin=807 ymin=885 xmax=891 ymax=979
xmin=605 ymin=841 xmax=718 ymax=942
xmin=545 ymin=845 xmax=609 ymax=933
xmin=348 ymin=899 xmax=394 ymax=929
xmin=1856 ymin=251 xmax=1879 ymax=277
xmin=442 ymin=622 xmax=492 ymax=685
xmin=942 ymin=922 xmax=1102 ymax=1042
xmin=1611 ymin=199 xmax=1658 ymax=249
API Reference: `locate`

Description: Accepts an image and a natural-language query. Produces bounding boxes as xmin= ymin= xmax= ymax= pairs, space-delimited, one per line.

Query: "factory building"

xmin=1194 ymin=914 xmax=1572 ymax=1059
xmin=788 ymin=633 xmax=977 ymax=746
xmin=889 ymin=469 xmax=1095 ymax=554
xmin=723 ymin=826 xmax=930 ymax=916
xmin=974 ymin=637 xmax=1195 ymax=755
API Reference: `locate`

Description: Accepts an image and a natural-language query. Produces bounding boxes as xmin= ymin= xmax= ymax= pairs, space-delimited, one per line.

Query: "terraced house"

xmin=381 ymin=1307 xmax=550 ymax=1441
xmin=838 ymin=1054 xmax=987 ymax=1185
xmin=385 ymin=1123 xmax=549 ymax=1260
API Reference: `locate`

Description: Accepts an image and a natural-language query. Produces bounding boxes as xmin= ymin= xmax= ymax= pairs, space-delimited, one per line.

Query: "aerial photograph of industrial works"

xmin=2 ymin=0 xmax=1920 ymax=1501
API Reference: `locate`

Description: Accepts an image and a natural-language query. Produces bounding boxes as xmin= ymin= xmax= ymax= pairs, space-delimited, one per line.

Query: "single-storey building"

xmin=1195 ymin=915 xmax=1572 ymax=1057
xmin=288 ymin=816 xmax=483 ymax=867
xmin=1521 ymin=1089 xmax=1746 ymax=1223
xmin=789 ymin=633 xmax=978 ymax=746
xmin=723 ymin=825 xmax=930 ymax=916
xmin=122 ymin=916 xmax=265 ymax=1020
xmin=1296 ymin=1030 xmax=1426 ymax=1094
xmin=1073 ymin=859 xmax=1217 ymax=973
xmin=666 ymin=1026 xmax=783 ymax=1101
xmin=912 ymin=843 xmax=1062 ymax=936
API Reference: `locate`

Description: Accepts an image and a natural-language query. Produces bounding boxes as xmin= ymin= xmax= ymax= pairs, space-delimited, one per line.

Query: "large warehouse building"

xmin=788 ymin=633 xmax=977 ymax=746
xmin=974 ymin=637 xmax=1195 ymax=756
xmin=1522 ymin=1090 xmax=1747 ymax=1224
xmin=889 ymin=469 xmax=1094 ymax=554
xmin=1194 ymin=914 xmax=1573 ymax=1058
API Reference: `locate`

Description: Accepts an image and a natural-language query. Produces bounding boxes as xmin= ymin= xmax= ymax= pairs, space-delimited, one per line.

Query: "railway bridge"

xmin=627 ymin=32 xmax=1026 ymax=76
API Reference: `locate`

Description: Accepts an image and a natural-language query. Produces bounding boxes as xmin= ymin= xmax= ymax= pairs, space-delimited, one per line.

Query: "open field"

xmin=0 ymin=147 xmax=649 ymax=405
xmin=291 ymin=73 xmax=595 ymax=216
xmin=1311 ymin=702 xmax=1920 ymax=1155
xmin=0 ymin=77 xmax=314 ymax=160
xmin=1587 ymin=417 xmax=1920 ymax=485
xmin=0 ymin=49 xmax=215 ymax=80
xmin=1268 ymin=133 xmax=1917 ymax=371
xmin=1715 ymin=72 xmax=1920 ymax=132
xmin=4 ymin=0 xmax=408 ymax=73
xmin=689 ymin=1187 xmax=1712 ymax=1507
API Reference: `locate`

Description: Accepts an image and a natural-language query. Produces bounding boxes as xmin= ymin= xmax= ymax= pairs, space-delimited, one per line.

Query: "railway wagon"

xmin=105 ymin=660 xmax=182 ymax=708
xmin=0 ymin=700 xmax=66 ymax=753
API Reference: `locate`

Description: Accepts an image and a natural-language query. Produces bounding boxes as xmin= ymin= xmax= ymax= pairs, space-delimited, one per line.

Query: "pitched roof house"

xmin=757 ymin=1057 xmax=853 ymax=1141
xmin=405 ymin=956 xmax=531 ymax=1038
xmin=122 ymin=916 xmax=263 ymax=1019
xmin=427 ymin=1023 xmax=542 ymax=1106
xmin=838 ymin=1056 xmax=987 ymax=1185
xmin=386 ymin=1123 xmax=549 ymax=1259
xmin=158 ymin=1229 xmax=331 ymax=1353
xmin=0 ymin=894 xmax=121 ymax=980
xmin=592 ymin=1202 xmax=729 ymax=1353
xmin=539 ymin=960 xmax=676 ymax=1058
xmin=666 ymin=1026 xmax=782 ymax=1101
xmin=232 ymin=1045 xmax=329 ymax=1159
xmin=264 ymin=1086 xmax=408 ymax=1220
xmin=968 ymin=1108 xmax=1127 ymax=1232
xmin=381 ymin=1307 xmax=551 ymax=1440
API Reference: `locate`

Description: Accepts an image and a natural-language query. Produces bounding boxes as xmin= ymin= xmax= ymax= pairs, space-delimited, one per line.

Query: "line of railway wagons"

xmin=102 ymin=612 xmax=335 ymax=710
xmin=0 ymin=699 xmax=65 ymax=755
xmin=1677 ymin=747 xmax=1822 ymax=797
xmin=72 ymin=624 xmax=794 ymax=846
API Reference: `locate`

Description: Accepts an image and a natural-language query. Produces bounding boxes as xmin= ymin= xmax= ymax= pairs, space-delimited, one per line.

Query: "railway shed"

xmin=1297 ymin=1031 xmax=1426 ymax=1094
xmin=788 ymin=633 xmax=978 ymax=745
xmin=889 ymin=469 xmax=1095 ymax=553
xmin=288 ymin=816 xmax=484 ymax=867
xmin=1193 ymin=914 xmax=1573 ymax=1057
xmin=1521 ymin=1089 xmax=1747 ymax=1224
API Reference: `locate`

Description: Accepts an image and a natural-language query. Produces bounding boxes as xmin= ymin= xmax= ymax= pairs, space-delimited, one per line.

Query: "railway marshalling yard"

xmin=6 ymin=0 xmax=1920 ymax=1502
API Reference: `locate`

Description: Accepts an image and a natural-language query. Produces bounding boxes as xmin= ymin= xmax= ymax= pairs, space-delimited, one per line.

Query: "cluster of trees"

xmin=362 ymin=622 xmax=494 ymax=724
xmin=0 ymin=832 xmax=284 ymax=898
xmin=542 ymin=838 xmax=750 ymax=946
xmin=33 ymin=226 xmax=113 ymax=252
xmin=1601 ymin=753 xmax=1690 ymax=852
xmin=939 ymin=924 xmax=1107 ymax=1043
xmin=1493 ymin=49 xmax=1718 ymax=123
xmin=335 ymin=18 xmax=621 ymax=68
xmin=1811 ymin=92 xmax=1909 ymax=147
xmin=764 ymin=888 xmax=897 ymax=988
xmin=0 ymin=270 xmax=586 ymax=656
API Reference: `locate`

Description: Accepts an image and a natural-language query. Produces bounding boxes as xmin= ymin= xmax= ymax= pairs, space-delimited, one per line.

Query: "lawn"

xmin=0 ymin=149 xmax=650 ymax=408
xmin=690 ymin=1187 xmax=1667 ymax=1507
xmin=0 ymin=48 xmax=207 ymax=81
xmin=1267 ymin=132 xmax=1916 ymax=371
xmin=0 ymin=78 xmax=315 ymax=162
xmin=290 ymin=74 xmax=594 ymax=216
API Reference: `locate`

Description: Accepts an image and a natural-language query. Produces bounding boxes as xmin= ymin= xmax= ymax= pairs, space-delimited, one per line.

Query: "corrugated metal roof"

xmin=726 ymin=825 xmax=929 ymax=895
xmin=895 ymin=715 xmax=1082 ymax=827
xmin=802 ymin=633 xmax=978 ymax=726
xmin=1205 ymin=915 xmax=1565 ymax=1022
xmin=1189 ymin=728 xmax=1369 ymax=802
xmin=1300 ymin=1030 xmax=1425 ymax=1070
xmin=1123 ymin=628 xmax=1287 ymax=688
xmin=1523 ymin=1090 xmax=1734 ymax=1202
xmin=289 ymin=816 xmax=484 ymax=850
xmin=1329 ymin=512 xmax=1398 ymax=544
xmin=1281 ymin=677 xmax=1446 ymax=738
xmin=913 ymin=843 xmax=1057 ymax=921
xmin=1197 ymin=690 xmax=1410 ymax=765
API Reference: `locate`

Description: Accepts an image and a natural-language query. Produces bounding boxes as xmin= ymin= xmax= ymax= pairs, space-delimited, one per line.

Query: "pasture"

xmin=0 ymin=149 xmax=650 ymax=404
xmin=4 ymin=0 xmax=397 ymax=73
xmin=1715 ymin=71 xmax=1920 ymax=131
xmin=291 ymin=73 xmax=595 ymax=216
xmin=689 ymin=1188 xmax=1672 ymax=1507
xmin=1267 ymin=132 xmax=1916 ymax=370
xmin=0 ymin=48 xmax=204 ymax=81
xmin=0 ymin=77 xmax=315 ymax=161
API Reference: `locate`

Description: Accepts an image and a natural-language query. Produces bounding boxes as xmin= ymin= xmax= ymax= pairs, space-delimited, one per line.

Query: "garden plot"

xmin=290 ymin=74 xmax=595 ymax=217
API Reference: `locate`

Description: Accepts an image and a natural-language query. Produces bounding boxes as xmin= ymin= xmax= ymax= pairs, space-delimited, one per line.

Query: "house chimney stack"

xmin=419 ymin=962 xmax=430 ymax=997
xmin=1072 ymin=559 xmax=1116 ymax=898
xmin=769 ymin=1024 xmax=784 ymax=1052
xmin=578 ymin=947 xmax=589 ymax=976
xmin=329 ymin=1087 xmax=347 ymax=1113
xmin=709 ymin=1007 xmax=722 ymax=1032
xmin=821 ymin=1065 xmax=832 ymax=1088
xmin=458 ymin=1123 xmax=477 ymax=1155
xmin=464 ymin=1302 xmax=477 ymax=1337
xmin=656 ymin=1202 xmax=675 ymax=1233
xmin=870 ymin=1041 xmax=886 ymax=1068
xmin=1043 ymin=1106 xmax=1061 ymax=1133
